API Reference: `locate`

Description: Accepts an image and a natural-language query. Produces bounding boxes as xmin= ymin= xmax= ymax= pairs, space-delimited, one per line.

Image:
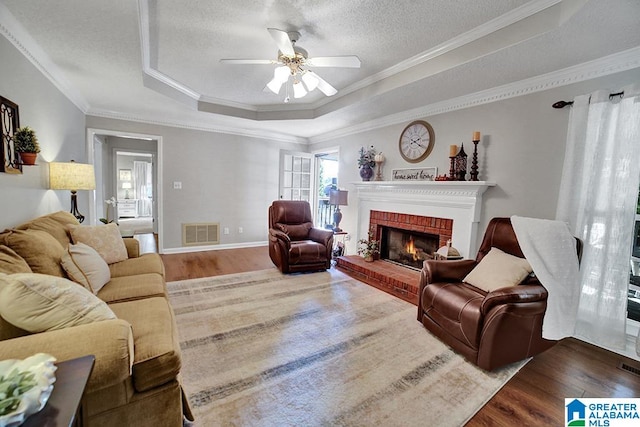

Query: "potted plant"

xmin=357 ymin=228 xmax=380 ymax=262
xmin=358 ymin=146 xmax=376 ymax=181
xmin=99 ymin=197 xmax=118 ymax=224
xmin=13 ymin=126 xmax=41 ymax=165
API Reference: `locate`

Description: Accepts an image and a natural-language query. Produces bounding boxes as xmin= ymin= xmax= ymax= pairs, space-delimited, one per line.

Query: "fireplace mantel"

xmin=352 ymin=181 xmax=496 ymax=258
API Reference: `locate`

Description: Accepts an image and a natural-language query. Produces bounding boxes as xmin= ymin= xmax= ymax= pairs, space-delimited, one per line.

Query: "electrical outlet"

xmin=238 ymin=227 xmax=243 ymax=234
xmin=223 ymin=227 xmax=229 ymax=235
xmin=173 ymin=181 xmax=182 ymax=189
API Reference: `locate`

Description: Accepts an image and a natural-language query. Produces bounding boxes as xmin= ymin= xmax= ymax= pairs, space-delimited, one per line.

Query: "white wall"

xmin=85 ymin=116 xmax=302 ymax=251
xmin=0 ymin=36 xmax=86 ymax=230
xmin=311 ymin=68 xmax=640 ymax=255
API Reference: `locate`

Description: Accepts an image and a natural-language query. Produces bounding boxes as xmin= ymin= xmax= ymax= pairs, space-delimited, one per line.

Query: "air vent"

xmin=182 ymin=223 xmax=220 ymax=246
xmin=618 ymin=362 xmax=640 ymax=377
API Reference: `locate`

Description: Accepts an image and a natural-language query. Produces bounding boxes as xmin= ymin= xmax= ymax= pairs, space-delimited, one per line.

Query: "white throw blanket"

xmin=511 ymin=216 xmax=580 ymax=340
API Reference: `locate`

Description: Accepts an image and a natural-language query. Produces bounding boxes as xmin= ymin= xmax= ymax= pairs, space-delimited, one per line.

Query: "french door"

xmin=278 ymin=150 xmax=313 ymax=201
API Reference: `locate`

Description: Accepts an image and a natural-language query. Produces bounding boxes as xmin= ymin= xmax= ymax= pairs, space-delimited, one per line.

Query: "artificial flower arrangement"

xmin=99 ymin=197 xmax=118 ymax=224
xmin=357 ymin=228 xmax=380 ymax=260
xmin=358 ymin=146 xmax=377 ymax=168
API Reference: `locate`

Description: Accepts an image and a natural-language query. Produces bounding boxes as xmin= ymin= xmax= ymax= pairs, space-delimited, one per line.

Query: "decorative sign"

xmin=391 ymin=167 xmax=437 ymax=181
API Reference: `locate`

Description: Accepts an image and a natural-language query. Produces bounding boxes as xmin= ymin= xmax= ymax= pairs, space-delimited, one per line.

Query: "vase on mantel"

xmin=359 ymin=164 xmax=374 ymax=181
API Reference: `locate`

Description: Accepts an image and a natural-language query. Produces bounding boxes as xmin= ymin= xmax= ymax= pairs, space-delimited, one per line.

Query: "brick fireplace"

xmin=337 ymin=210 xmax=453 ymax=304
xmin=336 ymin=181 xmax=495 ymax=305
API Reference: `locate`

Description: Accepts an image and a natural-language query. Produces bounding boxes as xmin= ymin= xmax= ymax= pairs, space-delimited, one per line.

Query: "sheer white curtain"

xmin=133 ymin=161 xmax=152 ymax=217
xmin=556 ymin=84 xmax=640 ymax=351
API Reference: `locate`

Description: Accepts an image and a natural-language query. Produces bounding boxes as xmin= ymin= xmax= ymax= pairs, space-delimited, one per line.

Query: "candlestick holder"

xmin=470 ymin=138 xmax=480 ymax=181
xmin=375 ymin=160 xmax=384 ymax=181
xmin=449 ymin=156 xmax=456 ymax=180
xmin=455 ymin=143 xmax=467 ymax=181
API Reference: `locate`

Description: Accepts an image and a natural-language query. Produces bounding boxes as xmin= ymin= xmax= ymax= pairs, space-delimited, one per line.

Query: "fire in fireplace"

xmin=379 ymin=226 xmax=439 ymax=270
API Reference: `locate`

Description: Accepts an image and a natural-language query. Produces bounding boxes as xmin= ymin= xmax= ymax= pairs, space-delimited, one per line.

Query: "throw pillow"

xmin=61 ymin=242 xmax=111 ymax=294
xmin=463 ymin=247 xmax=533 ymax=292
xmin=0 ymin=273 xmax=116 ymax=333
xmin=68 ymin=223 xmax=128 ymax=264
xmin=0 ymin=245 xmax=32 ymax=275
xmin=0 ymin=229 xmax=66 ymax=277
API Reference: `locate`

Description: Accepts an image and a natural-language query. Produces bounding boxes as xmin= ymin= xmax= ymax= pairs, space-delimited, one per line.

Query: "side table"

xmin=24 ymin=354 xmax=95 ymax=427
xmin=333 ymin=231 xmax=348 ymax=258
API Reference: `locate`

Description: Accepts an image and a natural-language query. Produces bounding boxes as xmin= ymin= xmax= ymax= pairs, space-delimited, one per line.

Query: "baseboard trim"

xmin=161 ymin=241 xmax=267 ymax=255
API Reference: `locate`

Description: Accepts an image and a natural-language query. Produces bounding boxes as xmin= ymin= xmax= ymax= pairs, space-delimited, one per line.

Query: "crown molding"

xmin=327 ymin=0 xmax=565 ymax=103
xmin=309 ymin=46 xmax=640 ymax=144
xmin=0 ymin=2 xmax=90 ymax=113
xmin=86 ymin=108 xmax=308 ymax=145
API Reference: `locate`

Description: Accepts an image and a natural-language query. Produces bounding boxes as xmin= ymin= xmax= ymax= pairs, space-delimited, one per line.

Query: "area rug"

xmin=167 ymin=268 xmax=526 ymax=427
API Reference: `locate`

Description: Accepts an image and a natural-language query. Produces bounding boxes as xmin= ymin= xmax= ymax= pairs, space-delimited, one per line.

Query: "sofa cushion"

xmin=0 ymin=245 xmax=32 ymax=275
xmin=61 ymin=242 xmax=111 ymax=294
xmin=68 ymin=223 xmax=128 ymax=264
xmin=15 ymin=211 xmax=79 ymax=248
xmin=0 ymin=273 xmax=116 ymax=333
xmin=109 ymin=297 xmax=181 ymax=392
xmin=98 ymin=273 xmax=166 ymax=304
xmin=463 ymin=247 xmax=533 ymax=292
xmin=109 ymin=253 xmax=165 ymax=279
xmin=0 ymin=229 xmax=66 ymax=277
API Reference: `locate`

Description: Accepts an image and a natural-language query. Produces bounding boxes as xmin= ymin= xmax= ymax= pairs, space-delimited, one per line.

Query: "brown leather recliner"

xmin=268 ymin=200 xmax=334 ymax=274
xmin=417 ymin=217 xmax=582 ymax=371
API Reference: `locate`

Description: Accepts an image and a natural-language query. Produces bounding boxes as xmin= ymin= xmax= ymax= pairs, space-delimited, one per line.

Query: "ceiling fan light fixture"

xmin=301 ymin=72 xmax=319 ymax=91
xmin=266 ymin=78 xmax=284 ymax=94
xmin=293 ymin=80 xmax=307 ymax=98
xmin=266 ymin=66 xmax=291 ymax=94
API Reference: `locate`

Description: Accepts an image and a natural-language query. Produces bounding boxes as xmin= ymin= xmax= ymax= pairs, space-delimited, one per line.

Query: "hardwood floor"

xmin=156 ymin=243 xmax=640 ymax=425
xmin=159 ymin=245 xmax=274 ymax=282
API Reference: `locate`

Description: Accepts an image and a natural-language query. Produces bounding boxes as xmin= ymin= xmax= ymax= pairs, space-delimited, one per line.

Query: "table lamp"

xmin=49 ymin=160 xmax=96 ymax=223
xmin=122 ymin=182 xmax=132 ymax=199
xmin=329 ymin=189 xmax=348 ymax=232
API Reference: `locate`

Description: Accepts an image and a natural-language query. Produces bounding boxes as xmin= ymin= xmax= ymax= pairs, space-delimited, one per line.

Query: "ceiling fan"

xmin=220 ymin=28 xmax=360 ymax=102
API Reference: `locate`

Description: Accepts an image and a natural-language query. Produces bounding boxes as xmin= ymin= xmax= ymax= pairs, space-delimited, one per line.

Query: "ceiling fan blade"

xmin=306 ymin=56 xmax=361 ymax=68
xmin=267 ymin=28 xmax=295 ymax=57
xmin=220 ymin=59 xmax=276 ymax=65
xmin=312 ymin=72 xmax=338 ymax=96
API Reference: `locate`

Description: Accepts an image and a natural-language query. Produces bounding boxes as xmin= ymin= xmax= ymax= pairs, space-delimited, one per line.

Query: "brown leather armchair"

xmin=268 ymin=200 xmax=334 ymax=274
xmin=417 ymin=217 xmax=582 ymax=371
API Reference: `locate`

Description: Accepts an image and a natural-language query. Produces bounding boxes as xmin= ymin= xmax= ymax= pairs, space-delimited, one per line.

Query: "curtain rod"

xmin=552 ymin=91 xmax=625 ymax=109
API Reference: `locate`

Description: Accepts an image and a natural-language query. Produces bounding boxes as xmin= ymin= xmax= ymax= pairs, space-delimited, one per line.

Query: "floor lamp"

xmin=49 ymin=161 xmax=96 ymax=223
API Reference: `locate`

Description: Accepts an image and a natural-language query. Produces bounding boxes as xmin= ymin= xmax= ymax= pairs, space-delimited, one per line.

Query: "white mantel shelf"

xmin=352 ymin=180 xmax=496 ymax=258
xmin=352 ymin=180 xmax=495 ymax=196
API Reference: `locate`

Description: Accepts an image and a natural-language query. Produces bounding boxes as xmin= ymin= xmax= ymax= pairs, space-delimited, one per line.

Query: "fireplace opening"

xmin=380 ymin=226 xmax=439 ymax=270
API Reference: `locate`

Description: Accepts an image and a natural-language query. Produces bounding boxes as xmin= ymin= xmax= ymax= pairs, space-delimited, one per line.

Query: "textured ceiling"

xmin=2 ymin=0 xmax=640 ymax=140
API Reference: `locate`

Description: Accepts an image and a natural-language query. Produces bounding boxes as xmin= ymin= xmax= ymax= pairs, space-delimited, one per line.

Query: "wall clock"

xmin=398 ymin=120 xmax=435 ymax=163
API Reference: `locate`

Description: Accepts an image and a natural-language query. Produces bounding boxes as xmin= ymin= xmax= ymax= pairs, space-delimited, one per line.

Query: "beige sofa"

xmin=0 ymin=212 xmax=192 ymax=426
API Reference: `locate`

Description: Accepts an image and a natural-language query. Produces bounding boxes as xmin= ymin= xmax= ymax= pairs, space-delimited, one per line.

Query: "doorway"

xmin=115 ymin=150 xmax=155 ymax=236
xmin=87 ymin=128 xmax=163 ymax=252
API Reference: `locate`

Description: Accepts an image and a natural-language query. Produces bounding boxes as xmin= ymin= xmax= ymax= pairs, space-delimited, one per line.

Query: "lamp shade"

xmin=49 ymin=162 xmax=96 ymax=191
xmin=329 ymin=189 xmax=348 ymax=206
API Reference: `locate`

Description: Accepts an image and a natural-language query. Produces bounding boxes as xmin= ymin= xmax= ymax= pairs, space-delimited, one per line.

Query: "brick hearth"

xmin=336 ymin=255 xmax=420 ymax=305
